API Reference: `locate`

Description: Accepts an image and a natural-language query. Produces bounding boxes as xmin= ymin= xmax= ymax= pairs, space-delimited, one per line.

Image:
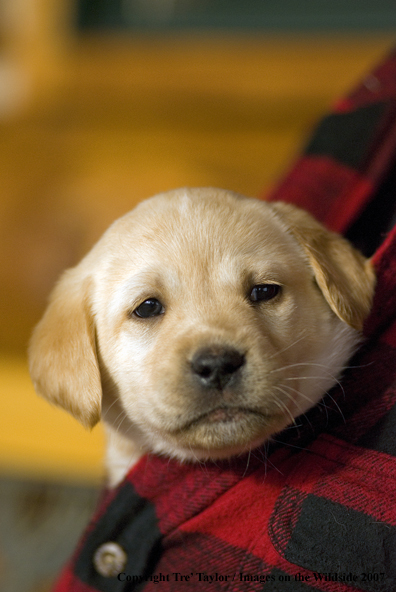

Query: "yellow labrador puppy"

xmin=29 ymin=188 xmax=375 ymax=487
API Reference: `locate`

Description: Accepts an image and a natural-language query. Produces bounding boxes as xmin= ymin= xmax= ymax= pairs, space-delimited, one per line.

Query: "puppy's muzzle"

xmin=190 ymin=346 xmax=245 ymax=390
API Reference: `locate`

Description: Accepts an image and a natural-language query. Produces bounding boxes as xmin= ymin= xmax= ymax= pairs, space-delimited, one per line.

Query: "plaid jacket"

xmin=54 ymin=48 xmax=396 ymax=592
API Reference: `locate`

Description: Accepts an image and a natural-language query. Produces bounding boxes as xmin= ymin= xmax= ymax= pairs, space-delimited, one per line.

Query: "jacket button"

xmin=93 ymin=542 xmax=127 ymax=577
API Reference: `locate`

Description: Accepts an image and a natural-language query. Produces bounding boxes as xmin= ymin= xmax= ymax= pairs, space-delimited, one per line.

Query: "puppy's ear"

xmin=29 ymin=270 xmax=102 ymax=428
xmin=270 ymin=202 xmax=376 ymax=331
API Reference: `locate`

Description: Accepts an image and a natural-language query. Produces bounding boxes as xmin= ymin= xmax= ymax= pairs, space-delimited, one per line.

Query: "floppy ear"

xmin=28 ymin=269 xmax=102 ymax=428
xmin=270 ymin=202 xmax=376 ymax=332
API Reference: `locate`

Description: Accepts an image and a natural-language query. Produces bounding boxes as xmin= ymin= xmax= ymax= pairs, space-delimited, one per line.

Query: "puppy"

xmin=29 ymin=188 xmax=375 ymax=487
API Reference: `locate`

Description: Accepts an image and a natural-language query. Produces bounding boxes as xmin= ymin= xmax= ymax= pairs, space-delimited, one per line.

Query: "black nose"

xmin=191 ymin=347 xmax=245 ymax=390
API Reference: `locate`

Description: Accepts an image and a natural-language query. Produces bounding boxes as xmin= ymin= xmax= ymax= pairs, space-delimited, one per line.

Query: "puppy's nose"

xmin=191 ymin=347 xmax=245 ymax=390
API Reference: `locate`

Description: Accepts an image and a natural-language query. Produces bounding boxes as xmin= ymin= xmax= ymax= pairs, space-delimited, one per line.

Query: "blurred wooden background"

xmin=0 ymin=1 xmax=395 ymax=589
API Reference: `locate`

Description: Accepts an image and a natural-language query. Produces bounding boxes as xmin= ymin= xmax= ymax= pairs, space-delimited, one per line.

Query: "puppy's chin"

xmin=147 ymin=408 xmax=288 ymax=462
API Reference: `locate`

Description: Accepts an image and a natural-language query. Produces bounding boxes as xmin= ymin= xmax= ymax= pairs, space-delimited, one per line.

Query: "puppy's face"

xmin=29 ymin=189 xmax=375 ymax=463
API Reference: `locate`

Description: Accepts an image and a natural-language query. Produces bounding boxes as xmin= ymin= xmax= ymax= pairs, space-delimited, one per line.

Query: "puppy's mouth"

xmin=162 ymin=405 xmax=288 ymax=458
xmin=195 ymin=406 xmax=262 ymax=424
xmin=175 ymin=406 xmax=273 ymax=433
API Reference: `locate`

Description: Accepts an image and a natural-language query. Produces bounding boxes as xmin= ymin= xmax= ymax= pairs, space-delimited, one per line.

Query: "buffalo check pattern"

xmin=53 ymin=48 xmax=396 ymax=591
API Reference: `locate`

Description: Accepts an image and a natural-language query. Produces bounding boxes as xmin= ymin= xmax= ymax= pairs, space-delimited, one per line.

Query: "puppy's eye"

xmin=133 ymin=298 xmax=164 ymax=318
xmin=249 ymin=284 xmax=281 ymax=303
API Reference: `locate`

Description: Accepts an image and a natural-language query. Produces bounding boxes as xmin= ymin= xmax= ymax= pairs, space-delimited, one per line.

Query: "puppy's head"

xmin=29 ymin=188 xmax=375 ymax=461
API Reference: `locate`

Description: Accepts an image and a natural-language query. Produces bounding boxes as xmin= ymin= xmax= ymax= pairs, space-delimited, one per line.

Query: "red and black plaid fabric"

xmin=54 ymin=47 xmax=396 ymax=592
xmin=267 ymin=46 xmax=396 ymax=242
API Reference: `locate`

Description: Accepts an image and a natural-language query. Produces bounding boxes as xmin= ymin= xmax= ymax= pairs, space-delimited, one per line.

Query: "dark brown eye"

xmin=249 ymin=284 xmax=281 ymax=303
xmin=133 ymin=298 xmax=164 ymax=318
